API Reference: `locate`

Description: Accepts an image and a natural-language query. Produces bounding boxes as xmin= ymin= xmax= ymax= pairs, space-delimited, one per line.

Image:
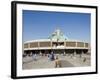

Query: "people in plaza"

xmin=50 ymin=51 xmax=55 ymax=61
xmin=63 ymin=52 xmax=66 ymax=56
xmin=47 ymin=51 xmax=55 ymax=61
xmin=48 ymin=54 xmax=51 ymax=60
xmin=55 ymin=55 xmax=61 ymax=68
xmin=23 ymin=53 xmax=27 ymax=57
xmin=32 ymin=53 xmax=37 ymax=61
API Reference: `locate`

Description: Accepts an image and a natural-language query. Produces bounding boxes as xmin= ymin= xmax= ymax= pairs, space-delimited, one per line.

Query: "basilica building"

xmin=23 ymin=28 xmax=90 ymax=56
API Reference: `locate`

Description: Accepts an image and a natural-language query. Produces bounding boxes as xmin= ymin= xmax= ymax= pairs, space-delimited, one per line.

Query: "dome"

xmin=48 ymin=28 xmax=68 ymax=41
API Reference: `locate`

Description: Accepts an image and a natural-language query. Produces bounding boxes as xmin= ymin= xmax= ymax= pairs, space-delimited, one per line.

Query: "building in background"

xmin=23 ymin=28 xmax=90 ymax=57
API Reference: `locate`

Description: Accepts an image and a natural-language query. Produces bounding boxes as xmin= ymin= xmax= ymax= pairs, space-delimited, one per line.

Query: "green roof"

xmin=48 ymin=28 xmax=67 ymax=41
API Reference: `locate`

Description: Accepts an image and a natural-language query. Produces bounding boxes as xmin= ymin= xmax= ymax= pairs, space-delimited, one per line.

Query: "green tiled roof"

xmin=48 ymin=28 xmax=67 ymax=41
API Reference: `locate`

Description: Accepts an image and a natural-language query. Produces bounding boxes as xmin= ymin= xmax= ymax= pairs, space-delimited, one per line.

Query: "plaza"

xmin=22 ymin=53 xmax=90 ymax=69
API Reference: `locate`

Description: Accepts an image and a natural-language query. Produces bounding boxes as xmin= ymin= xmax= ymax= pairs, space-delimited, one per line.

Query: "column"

xmin=84 ymin=43 xmax=85 ymax=48
xmin=51 ymin=40 xmax=52 ymax=49
xmin=64 ymin=41 xmax=66 ymax=47
xmin=38 ymin=42 xmax=39 ymax=47
xmin=28 ymin=43 xmax=30 ymax=48
xmin=76 ymin=42 xmax=77 ymax=47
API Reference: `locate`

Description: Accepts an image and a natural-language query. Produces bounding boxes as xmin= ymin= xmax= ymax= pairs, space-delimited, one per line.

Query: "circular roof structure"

xmin=48 ymin=28 xmax=68 ymax=41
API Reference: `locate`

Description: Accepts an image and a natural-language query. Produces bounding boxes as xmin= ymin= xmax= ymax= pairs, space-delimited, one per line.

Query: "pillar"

xmin=38 ymin=42 xmax=40 ymax=49
xmin=84 ymin=43 xmax=85 ymax=48
xmin=76 ymin=42 xmax=77 ymax=47
xmin=51 ymin=40 xmax=52 ymax=49
xmin=28 ymin=43 xmax=30 ymax=48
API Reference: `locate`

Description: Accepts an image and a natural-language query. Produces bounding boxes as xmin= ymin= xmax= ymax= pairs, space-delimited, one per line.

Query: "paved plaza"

xmin=22 ymin=54 xmax=91 ymax=70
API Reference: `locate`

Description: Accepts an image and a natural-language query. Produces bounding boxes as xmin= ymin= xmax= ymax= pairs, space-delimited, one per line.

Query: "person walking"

xmin=50 ymin=51 xmax=55 ymax=61
xmin=55 ymin=55 xmax=61 ymax=68
xmin=32 ymin=53 xmax=37 ymax=61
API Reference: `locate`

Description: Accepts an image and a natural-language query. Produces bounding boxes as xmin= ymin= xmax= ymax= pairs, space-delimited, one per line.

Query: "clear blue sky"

xmin=23 ymin=10 xmax=90 ymax=42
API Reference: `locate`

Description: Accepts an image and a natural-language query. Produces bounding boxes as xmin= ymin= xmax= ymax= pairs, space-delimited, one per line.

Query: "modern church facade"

xmin=23 ymin=29 xmax=90 ymax=56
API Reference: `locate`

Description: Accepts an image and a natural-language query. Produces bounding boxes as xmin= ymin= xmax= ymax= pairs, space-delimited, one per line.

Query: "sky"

xmin=23 ymin=10 xmax=91 ymax=42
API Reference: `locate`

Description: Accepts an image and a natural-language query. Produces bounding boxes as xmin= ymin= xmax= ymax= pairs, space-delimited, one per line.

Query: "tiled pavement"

xmin=22 ymin=54 xmax=91 ymax=70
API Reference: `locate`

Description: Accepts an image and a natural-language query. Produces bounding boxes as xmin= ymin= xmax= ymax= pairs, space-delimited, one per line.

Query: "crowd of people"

xmin=23 ymin=51 xmax=62 ymax=68
xmin=23 ymin=51 xmax=87 ymax=68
